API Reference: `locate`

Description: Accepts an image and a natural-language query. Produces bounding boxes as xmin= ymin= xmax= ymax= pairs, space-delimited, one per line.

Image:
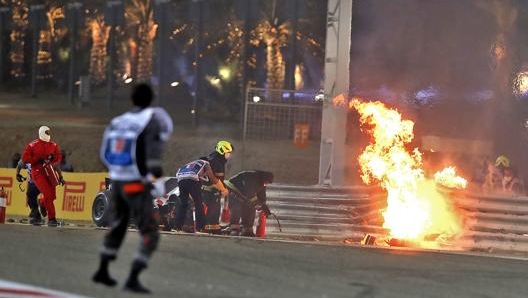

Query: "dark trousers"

xmin=175 ymin=179 xmax=205 ymax=231
xmin=229 ymin=194 xmax=256 ymax=229
xmin=203 ymin=189 xmax=221 ymax=231
xmin=26 ymin=181 xmax=41 ymax=218
xmin=102 ymin=181 xmax=160 ymax=265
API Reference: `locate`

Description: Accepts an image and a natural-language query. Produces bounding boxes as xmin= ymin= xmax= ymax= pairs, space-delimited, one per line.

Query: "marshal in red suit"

xmin=22 ymin=126 xmax=64 ymax=227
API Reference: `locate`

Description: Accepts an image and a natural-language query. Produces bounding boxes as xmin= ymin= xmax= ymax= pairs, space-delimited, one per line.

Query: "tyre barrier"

xmin=264 ymin=184 xmax=528 ymax=257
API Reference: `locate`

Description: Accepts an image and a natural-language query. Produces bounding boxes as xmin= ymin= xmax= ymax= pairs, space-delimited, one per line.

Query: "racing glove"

xmin=16 ymin=174 xmax=25 ymax=182
xmin=214 ymin=180 xmax=229 ymax=196
xmin=59 ymin=176 xmax=65 ymax=186
xmin=260 ymin=204 xmax=272 ymax=217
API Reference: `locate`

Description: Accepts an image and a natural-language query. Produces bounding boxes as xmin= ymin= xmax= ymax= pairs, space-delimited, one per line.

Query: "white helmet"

xmin=39 ymin=126 xmax=50 ymax=142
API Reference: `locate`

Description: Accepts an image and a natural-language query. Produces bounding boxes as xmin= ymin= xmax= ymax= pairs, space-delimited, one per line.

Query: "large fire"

xmin=346 ymin=97 xmax=467 ymax=246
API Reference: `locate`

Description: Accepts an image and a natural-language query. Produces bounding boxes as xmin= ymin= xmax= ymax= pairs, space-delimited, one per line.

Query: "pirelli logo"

xmin=0 ymin=176 xmax=13 ymax=206
xmin=62 ymin=181 xmax=85 ymax=212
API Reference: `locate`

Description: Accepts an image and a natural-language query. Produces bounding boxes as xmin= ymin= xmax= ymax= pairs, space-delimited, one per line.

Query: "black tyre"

xmin=92 ymin=190 xmax=111 ymax=227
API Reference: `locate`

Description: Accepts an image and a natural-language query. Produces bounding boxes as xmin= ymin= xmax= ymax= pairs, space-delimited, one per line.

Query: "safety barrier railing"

xmin=264 ymin=184 xmax=528 ymax=256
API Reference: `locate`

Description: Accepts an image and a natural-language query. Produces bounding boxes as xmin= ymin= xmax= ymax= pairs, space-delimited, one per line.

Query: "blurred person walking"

xmin=92 ymin=83 xmax=173 ymax=294
xmin=21 ymin=126 xmax=64 ymax=227
xmin=59 ymin=149 xmax=74 ymax=172
xmin=202 ymin=140 xmax=234 ymax=234
xmin=7 ymin=152 xmax=21 ymax=168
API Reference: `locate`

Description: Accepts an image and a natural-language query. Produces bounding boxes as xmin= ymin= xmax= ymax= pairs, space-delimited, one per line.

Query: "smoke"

xmin=351 ymin=0 xmax=495 ymax=94
xmin=349 ymin=0 xmax=528 ymax=178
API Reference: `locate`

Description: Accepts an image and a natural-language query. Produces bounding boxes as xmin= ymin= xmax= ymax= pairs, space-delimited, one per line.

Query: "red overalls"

xmin=22 ymin=139 xmax=62 ymax=220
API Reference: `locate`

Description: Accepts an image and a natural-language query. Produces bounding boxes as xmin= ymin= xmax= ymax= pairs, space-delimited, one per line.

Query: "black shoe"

xmin=29 ymin=217 xmax=43 ymax=226
xmin=124 ymin=279 xmax=151 ymax=294
xmin=39 ymin=203 xmax=47 ymax=218
xmin=29 ymin=209 xmax=40 ymax=219
xmin=92 ymin=270 xmax=117 ymax=287
xmin=228 ymin=228 xmax=241 ymax=236
xmin=48 ymin=219 xmax=59 ymax=227
xmin=240 ymin=227 xmax=256 ymax=237
xmin=182 ymin=225 xmax=195 ymax=233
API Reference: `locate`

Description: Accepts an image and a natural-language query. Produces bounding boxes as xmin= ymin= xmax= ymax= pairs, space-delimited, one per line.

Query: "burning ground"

xmin=346 ymin=97 xmax=469 ymax=249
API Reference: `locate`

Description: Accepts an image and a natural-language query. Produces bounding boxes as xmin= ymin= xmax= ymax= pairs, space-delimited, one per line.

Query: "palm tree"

xmin=123 ymin=0 xmax=157 ymax=83
xmin=249 ymin=0 xmax=290 ymax=90
xmin=88 ymin=12 xmax=110 ymax=85
xmin=171 ymin=0 xmax=325 ymax=92
xmin=1 ymin=0 xmax=28 ymax=79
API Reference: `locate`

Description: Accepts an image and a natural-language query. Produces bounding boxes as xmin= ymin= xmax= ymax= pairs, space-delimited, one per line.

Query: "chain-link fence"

xmin=243 ymin=87 xmax=322 ymax=141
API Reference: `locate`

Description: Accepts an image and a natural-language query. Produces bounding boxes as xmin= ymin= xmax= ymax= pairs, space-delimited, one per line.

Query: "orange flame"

xmin=349 ymin=97 xmax=465 ymax=243
xmin=332 ymin=94 xmax=348 ymax=107
xmin=434 ymin=167 xmax=467 ymax=189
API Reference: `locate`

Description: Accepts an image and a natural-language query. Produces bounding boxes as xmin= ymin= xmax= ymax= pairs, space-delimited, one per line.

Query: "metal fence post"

xmin=104 ymin=0 xmax=123 ymax=109
xmin=66 ymin=2 xmax=83 ymax=105
xmin=155 ymin=0 xmax=170 ymax=106
xmin=0 ymin=7 xmax=11 ymax=84
xmin=192 ymin=0 xmax=204 ymax=127
xmin=29 ymin=4 xmax=45 ymax=98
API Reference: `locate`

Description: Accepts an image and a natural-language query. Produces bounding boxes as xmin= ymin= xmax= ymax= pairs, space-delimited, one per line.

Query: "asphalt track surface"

xmin=1 ymin=224 xmax=528 ymax=298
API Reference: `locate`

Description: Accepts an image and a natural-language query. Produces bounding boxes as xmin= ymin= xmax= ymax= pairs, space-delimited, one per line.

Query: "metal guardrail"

xmin=264 ymin=184 xmax=528 ymax=256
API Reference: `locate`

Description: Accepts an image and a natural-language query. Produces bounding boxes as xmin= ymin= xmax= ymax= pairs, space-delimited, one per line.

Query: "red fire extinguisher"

xmin=220 ymin=196 xmax=230 ymax=223
xmin=255 ymin=210 xmax=267 ymax=238
xmin=0 ymin=187 xmax=7 ymax=224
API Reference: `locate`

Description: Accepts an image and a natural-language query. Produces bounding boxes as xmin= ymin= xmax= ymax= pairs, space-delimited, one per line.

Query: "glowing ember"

xmin=349 ymin=97 xmax=465 ymax=244
xmin=332 ymin=94 xmax=348 ymax=107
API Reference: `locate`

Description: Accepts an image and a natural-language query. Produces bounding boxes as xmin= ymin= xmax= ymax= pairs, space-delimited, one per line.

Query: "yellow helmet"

xmin=215 ymin=140 xmax=233 ymax=155
xmin=495 ymin=155 xmax=510 ymax=168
